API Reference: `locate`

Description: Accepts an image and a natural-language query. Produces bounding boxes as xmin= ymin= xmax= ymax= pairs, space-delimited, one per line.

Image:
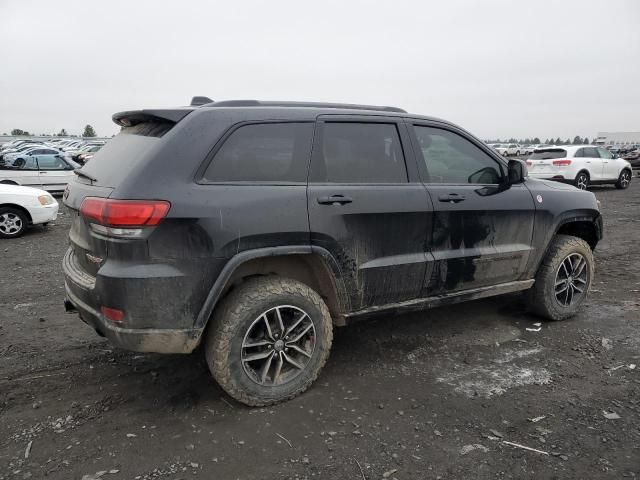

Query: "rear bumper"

xmin=64 ymin=282 xmax=202 ymax=353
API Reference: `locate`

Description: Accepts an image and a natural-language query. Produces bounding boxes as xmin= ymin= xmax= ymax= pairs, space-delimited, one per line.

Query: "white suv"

xmin=527 ymin=145 xmax=632 ymax=190
xmin=495 ymin=144 xmax=521 ymax=156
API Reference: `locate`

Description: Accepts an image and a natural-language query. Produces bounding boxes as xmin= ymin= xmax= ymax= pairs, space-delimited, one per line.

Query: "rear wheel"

xmin=525 ymin=235 xmax=593 ymax=320
xmin=0 ymin=207 xmax=28 ymax=239
xmin=615 ymin=169 xmax=631 ymax=189
xmin=574 ymin=171 xmax=589 ymax=190
xmin=205 ymin=276 xmax=333 ymax=406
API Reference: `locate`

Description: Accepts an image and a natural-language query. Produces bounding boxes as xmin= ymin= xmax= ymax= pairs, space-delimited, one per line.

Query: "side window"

xmin=413 ymin=126 xmax=503 ymax=184
xmin=584 ymin=147 xmax=599 ymax=158
xmin=311 ymin=122 xmax=407 ymax=183
xmin=597 ymin=147 xmax=612 ymax=159
xmin=37 ymin=156 xmax=68 ymax=170
xmin=574 ymin=148 xmax=584 ymax=158
xmin=202 ymin=122 xmax=313 ymax=183
xmin=8 ymin=157 xmax=38 ymax=170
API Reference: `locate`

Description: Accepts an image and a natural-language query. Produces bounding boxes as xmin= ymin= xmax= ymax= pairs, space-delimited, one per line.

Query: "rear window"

xmin=530 ymin=149 xmax=567 ymax=160
xmin=79 ymin=120 xmax=172 ymax=187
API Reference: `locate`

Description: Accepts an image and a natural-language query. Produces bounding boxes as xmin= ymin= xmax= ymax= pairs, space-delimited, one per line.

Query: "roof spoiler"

xmin=112 ymin=109 xmax=193 ymax=127
xmin=190 ymin=96 xmax=214 ymax=106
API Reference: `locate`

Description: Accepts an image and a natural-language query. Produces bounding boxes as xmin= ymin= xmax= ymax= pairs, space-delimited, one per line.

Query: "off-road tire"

xmin=615 ymin=169 xmax=631 ymax=189
xmin=0 ymin=207 xmax=28 ymax=239
xmin=526 ymin=234 xmax=594 ymax=321
xmin=205 ymin=276 xmax=333 ymax=406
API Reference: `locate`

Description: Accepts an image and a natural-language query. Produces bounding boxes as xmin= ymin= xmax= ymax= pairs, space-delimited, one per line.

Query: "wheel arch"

xmin=555 ymin=218 xmax=600 ymax=250
xmin=195 ymin=246 xmax=350 ymax=332
xmin=0 ymin=180 xmax=20 ymax=186
xmin=0 ymin=203 xmax=33 ymax=223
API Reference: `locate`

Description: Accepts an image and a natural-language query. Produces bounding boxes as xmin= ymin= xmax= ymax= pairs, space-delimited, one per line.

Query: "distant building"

xmin=595 ymin=132 xmax=640 ymax=145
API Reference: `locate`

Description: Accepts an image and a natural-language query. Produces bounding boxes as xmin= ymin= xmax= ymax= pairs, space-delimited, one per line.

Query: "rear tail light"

xmin=525 ymin=160 xmax=533 ymax=166
xmin=80 ymin=197 xmax=170 ymax=238
xmin=552 ymin=159 xmax=572 ymax=166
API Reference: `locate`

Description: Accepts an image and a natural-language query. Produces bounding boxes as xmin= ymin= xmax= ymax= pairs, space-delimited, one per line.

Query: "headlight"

xmin=38 ymin=195 xmax=54 ymax=206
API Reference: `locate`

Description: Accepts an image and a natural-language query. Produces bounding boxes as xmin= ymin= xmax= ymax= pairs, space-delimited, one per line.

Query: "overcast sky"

xmin=1 ymin=0 xmax=638 ymax=140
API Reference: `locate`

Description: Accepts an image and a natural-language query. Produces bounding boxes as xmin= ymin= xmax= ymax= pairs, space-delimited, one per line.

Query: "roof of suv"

xmin=112 ymin=98 xmax=451 ymax=127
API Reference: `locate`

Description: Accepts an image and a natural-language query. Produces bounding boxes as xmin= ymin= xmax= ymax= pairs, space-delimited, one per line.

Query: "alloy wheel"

xmin=576 ymin=174 xmax=588 ymax=190
xmin=620 ymin=171 xmax=631 ymax=188
xmin=554 ymin=253 xmax=588 ymax=307
xmin=241 ymin=305 xmax=316 ymax=386
xmin=0 ymin=212 xmax=23 ymax=236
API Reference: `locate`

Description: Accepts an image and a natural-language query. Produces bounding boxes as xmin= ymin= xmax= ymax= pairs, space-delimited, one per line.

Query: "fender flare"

xmin=194 ymin=245 xmax=350 ymax=329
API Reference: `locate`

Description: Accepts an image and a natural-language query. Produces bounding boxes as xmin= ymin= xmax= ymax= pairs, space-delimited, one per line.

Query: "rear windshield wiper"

xmin=74 ymin=169 xmax=98 ymax=183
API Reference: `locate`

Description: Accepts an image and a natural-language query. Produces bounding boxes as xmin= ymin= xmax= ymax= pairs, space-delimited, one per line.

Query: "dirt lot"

xmin=1 ymin=182 xmax=639 ymax=480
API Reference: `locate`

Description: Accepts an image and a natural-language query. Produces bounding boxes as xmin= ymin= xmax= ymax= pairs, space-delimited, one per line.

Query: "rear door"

xmin=0 ymin=156 xmax=41 ymax=187
xmin=408 ymin=122 xmax=535 ymax=295
xmin=307 ymin=116 xmax=432 ymax=311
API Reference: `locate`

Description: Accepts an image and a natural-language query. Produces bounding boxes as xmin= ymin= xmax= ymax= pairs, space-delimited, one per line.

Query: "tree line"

xmin=486 ymin=136 xmax=591 ymax=145
xmin=6 ymin=125 xmax=97 ymax=138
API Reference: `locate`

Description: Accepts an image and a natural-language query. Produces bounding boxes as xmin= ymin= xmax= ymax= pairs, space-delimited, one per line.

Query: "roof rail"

xmin=203 ymin=100 xmax=406 ymax=113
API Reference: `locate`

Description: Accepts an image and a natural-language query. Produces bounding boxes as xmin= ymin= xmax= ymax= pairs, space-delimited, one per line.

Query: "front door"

xmin=597 ymin=147 xmax=618 ymax=180
xmin=36 ymin=155 xmax=74 ymax=191
xmin=409 ymin=123 xmax=536 ymax=295
xmin=307 ymin=117 xmax=432 ymax=311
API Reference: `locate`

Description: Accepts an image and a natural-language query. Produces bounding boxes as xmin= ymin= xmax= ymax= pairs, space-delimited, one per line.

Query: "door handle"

xmin=438 ymin=193 xmax=466 ymax=203
xmin=317 ymin=195 xmax=353 ymax=205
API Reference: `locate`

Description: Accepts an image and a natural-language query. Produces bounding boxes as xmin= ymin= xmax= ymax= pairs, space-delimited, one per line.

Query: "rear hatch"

xmin=64 ymin=109 xmax=191 ymax=278
xmin=527 ymin=148 xmax=568 ymax=174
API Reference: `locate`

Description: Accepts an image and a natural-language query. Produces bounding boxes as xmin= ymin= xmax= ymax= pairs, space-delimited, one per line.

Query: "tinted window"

xmin=203 ymin=123 xmax=313 ymax=183
xmin=583 ymin=147 xmax=600 ymax=158
xmin=597 ymin=147 xmax=612 ymax=159
xmin=311 ymin=122 xmax=407 ymax=183
xmin=37 ymin=156 xmax=68 ymax=170
xmin=413 ymin=126 xmax=502 ymax=184
xmin=530 ymin=149 xmax=567 ymax=160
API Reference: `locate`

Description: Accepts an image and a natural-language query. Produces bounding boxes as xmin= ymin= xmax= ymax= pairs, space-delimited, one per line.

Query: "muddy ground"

xmin=1 ymin=182 xmax=639 ymax=480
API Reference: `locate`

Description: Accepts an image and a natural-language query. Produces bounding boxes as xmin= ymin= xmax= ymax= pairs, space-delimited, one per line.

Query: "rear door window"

xmin=310 ymin=122 xmax=407 ymax=183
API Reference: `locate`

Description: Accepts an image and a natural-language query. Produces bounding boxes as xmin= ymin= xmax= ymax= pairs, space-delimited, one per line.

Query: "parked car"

xmin=0 ymin=183 xmax=58 ymax=238
xmin=520 ymin=145 xmax=534 ymax=155
xmin=0 ymin=154 xmax=80 ymax=192
xmin=495 ymin=144 xmax=521 ymax=156
xmin=527 ymin=146 xmax=632 ymax=190
xmin=622 ymin=148 xmax=640 ymax=169
xmin=76 ymin=145 xmax=102 ymax=164
xmin=2 ymin=146 xmax=67 ymax=164
xmin=63 ymin=98 xmax=603 ymax=406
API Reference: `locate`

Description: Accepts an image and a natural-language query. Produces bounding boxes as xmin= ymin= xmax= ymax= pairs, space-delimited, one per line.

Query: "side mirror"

xmin=507 ymin=159 xmax=527 ymax=184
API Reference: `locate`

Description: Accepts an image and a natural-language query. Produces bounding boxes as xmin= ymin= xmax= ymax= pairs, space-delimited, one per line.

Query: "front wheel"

xmin=205 ymin=276 xmax=333 ymax=406
xmin=0 ymin=207 xmax=28 ymax=239
xmin=525 ymin=235 xmax=594 ymax=320
xmin=615 ymin=169 xmax=631 ymax=189
xmin=574 ymin=172 xmax=589 ymax=190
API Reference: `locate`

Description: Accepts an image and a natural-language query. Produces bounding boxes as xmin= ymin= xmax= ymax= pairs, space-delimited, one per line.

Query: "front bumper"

xmin=29 ymin=202 xmax=59 ymax=225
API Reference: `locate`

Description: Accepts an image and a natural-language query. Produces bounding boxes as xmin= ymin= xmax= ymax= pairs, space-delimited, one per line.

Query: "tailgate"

xmin=64 ymin=180 xmax=114 ymax=278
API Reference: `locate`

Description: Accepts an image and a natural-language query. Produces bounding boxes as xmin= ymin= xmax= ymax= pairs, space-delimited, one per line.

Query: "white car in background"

xmin=0 ymin=183 xmax=58 ymax=238
xmin=0 ymin=154 xmax=80 ymax=192
xmin=495 ymin=144 xmax=522 ymax=156
xmin=526 ymin=145 xmax=633 ymax=190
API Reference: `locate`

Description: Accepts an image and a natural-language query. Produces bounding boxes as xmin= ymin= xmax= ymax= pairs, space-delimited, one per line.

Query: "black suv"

xmin=63 ymin=99 xmax=602 ymax=406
